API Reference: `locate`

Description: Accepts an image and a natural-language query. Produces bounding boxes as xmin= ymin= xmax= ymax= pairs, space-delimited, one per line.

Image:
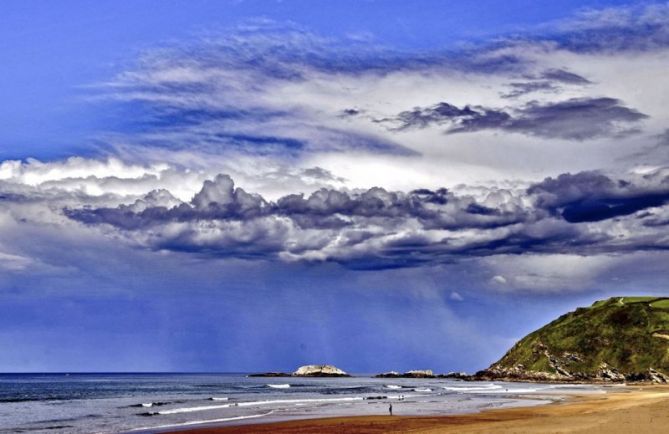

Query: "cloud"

xmin=501 ymin=81 xmax=559 ymax=99
xmin=484 ymin=254 xmax=620 ymax=293
xmin=55 ymin=165 xmax=669 ymax=269
xmin=547 ymin=3 xmax=669 ymax=52
xmin=392 ymin=103 xmax=511 ymax=131
xmin=74 ymin=4 xmax=669 ymax=197
xmin=391 ymin=97 xmax=647 ymax=140
xmin=449 ymin=291 xmax=464 ymax=301
xmin=540 ymin=68 xmax=591 ymax=85
xmin=528 ymin=170 xmax=669 ymax=222
xmin=97 ymin=22 xmax=420 ymax=158
xmin=0 ymin=251 xmax=33 ymax=271
xmin=500 ymin=68 xmax=590 ymax=98
xmin=502 ymin=97 xmax=648 ymax=140
xmin=5 ymin=4 xmax=669 ymax=274
xmin=491 ymin=275 xmax=508 ymax=285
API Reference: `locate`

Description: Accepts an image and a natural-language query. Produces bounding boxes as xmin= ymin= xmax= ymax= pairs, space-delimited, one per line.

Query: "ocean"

xmin=0 ymin=373 xmax=609 ymax=433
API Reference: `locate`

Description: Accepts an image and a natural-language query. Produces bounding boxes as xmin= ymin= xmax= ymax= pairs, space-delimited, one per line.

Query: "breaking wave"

xmin=131 ymin=411 xmax=274 ymax=431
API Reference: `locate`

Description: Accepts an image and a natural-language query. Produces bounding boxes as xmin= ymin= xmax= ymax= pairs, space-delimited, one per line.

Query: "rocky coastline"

xmin=465 ymin=297 xmax=669 ymax=384
xmin=470 ymin=363 xmax=669 ymax=384
xmin=248 ymin=366 xmax=669 ymax=383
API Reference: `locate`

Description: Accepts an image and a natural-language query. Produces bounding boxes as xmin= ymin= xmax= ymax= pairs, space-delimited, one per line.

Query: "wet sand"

xmin=166 ymin=387 xmax=669 ymax=433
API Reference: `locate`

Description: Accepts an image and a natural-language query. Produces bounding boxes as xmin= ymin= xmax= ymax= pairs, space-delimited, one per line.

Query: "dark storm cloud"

xmin=529 ymin=171 xmax=669 ymax=223
xmin=300 ymin=167 xmax=346 ymax=183
xmin=504 ymin=97 xmax=648 ymax=140
xmin=642 ymin=214 xmax=669 ymax=228
xmin=444 ymin=220 xmax=607 ymax=257
xmin=500 ymin=69 xmax=589 ymax=99
xmin=501 ymin=81 xmax=558 ymax=99
xmin=64 ymin=168 xmax=669 ymax=268
xmin=648 ymin=129 xmax=669 ymax=154
xmin=393 ymin=103 xmax=510 ymax=131
xmin=341 ymin=108 xmax=361 ymax=116
xmin=67 ymin=176 xmax=526 ymax=232
xmin=68 ymin=175 xmax=270 ymax=230
xmin=393 ymin=97 xmax=647 ymax=140
xmin=0 ymin=192 xmax=28 ymax=203
xmin=540 ymin=69 xmax=591 ymax=85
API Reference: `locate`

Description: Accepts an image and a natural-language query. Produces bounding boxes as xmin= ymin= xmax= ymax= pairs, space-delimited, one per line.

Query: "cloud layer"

xmin=3 ymin=2 xmax=669 ymax=283
xmin=78 ymin=3 xmax=669 ymax=201
xmin=53 ymin=166 xmax=669 ymax=269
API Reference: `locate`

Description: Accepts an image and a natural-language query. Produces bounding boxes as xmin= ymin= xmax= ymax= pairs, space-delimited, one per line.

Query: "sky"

xmin=1 ymin=0 xmax=669 ymax=373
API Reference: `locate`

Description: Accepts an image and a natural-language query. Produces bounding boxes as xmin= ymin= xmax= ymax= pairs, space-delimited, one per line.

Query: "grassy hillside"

xmin=479 ymin=297 xmax=669 ymax=382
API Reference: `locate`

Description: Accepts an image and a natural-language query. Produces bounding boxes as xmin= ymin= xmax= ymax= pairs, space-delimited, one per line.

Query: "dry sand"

xmin=166 ymin=386 xmax=669 ymax=433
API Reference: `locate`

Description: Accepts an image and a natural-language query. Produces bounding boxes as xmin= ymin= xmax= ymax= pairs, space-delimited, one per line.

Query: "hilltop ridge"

xmin=475 ymin=297 xmax=669 ymax=383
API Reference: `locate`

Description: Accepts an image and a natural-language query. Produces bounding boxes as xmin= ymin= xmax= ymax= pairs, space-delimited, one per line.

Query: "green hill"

xmin=476 ymin=297 xmax=669 ymax=383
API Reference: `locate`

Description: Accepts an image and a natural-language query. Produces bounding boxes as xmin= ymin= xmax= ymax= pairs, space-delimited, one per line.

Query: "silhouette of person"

xmin=389 ymin=403 xmax=393 ymax=416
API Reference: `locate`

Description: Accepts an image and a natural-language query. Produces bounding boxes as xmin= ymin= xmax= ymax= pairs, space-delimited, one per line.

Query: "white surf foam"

xmin=267 ymin=383 xmax=291 ymax=389
xmin=387 ymin=394 xmax=414 ymax=400
xmin=155 ymin=396 xmax=365 ymax=415
xmin=414 ymin=387 xmax=432 ymax=392
xmin=444 ymin=384 xmax=542 ymax=394
xmin=156 ymin=403 xmax=234 ymax=415
xmin=385 ymin=385 xmax=402 ymax=389
xmin=480 ymin=388 xmax=540 ymax=394
xmin=131 ymin=411 xmax=273 ymax=431
xmin=237 ymin=396 xmax=364 ymax=407
xmin=443 ymin=384 xmax=503 ymax=392
xmin=210 ymin=397 xmax=229 ymax=401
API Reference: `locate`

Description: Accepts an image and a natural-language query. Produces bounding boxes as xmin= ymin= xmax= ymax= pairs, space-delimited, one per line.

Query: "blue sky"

xmin=1 ymin=0 xmax=669 ymax=372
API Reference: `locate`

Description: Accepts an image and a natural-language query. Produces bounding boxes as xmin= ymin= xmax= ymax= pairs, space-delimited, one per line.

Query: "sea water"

xmin=0 ymin=373 xmax=610 ymax=433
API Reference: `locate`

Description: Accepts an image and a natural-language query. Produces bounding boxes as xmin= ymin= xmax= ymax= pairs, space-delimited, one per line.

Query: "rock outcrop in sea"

xmin=293 ymin=364 xmax=350 ymax=377
xmin=248 ymin=364 xmax=350 ymax=377
xmin=375 ymin=369 xmax=435 ymax=378
xmin=440 ymin=371 xmax=470 ymax=379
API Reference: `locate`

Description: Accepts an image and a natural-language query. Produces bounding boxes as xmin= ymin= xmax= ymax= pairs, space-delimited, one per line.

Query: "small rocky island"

xmin=374 ymin=370 xmax=469 ymax=379
xmin=249 ymin=364 xmax=350 ymax=377
xmin=293 ymin=364 xmax=350 ymax=377
xmin=375 ymin=369 xmax=435 ymax=378
xmin=472 ymin=297 xmax=669 ymax=383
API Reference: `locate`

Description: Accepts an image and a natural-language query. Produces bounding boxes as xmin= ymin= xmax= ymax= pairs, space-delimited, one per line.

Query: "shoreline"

xmin=162 ymin=386 xmax=669 ymax=434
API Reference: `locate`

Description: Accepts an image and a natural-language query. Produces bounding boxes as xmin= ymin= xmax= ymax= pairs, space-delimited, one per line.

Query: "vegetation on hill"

xmin=476 ymin=297 xmax=669 ymax=382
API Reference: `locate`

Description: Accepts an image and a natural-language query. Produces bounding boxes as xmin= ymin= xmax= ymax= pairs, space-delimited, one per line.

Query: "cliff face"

xmin=477 ymin=297 xmax=669 ymax=383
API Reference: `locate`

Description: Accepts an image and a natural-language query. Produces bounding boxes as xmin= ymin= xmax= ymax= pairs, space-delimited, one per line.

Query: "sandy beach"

xmin=167 ymin=386 xmax=669 ymax=434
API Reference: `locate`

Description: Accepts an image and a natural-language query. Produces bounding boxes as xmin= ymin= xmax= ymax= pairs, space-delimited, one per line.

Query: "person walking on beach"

xmin=389 ymin=403 xmax=393 ymax=416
